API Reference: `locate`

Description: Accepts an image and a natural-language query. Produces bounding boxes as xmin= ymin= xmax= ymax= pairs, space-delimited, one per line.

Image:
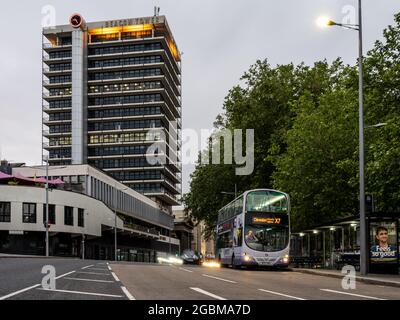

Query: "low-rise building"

xmin=0 ymin=164 xmax=179 ymax=260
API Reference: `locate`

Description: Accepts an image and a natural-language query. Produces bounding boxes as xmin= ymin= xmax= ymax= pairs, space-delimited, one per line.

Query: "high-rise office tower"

xmin=42 ymin=13 xmax=182 ymax=212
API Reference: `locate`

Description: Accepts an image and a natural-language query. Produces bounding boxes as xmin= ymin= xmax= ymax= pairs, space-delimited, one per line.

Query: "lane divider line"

xmin=84 ymin=267 xmax=109 ymax=271
xmin=202 ymin=274 xmax=237 ymax=283
xmin=0 ymin=284 xmax=40 ymax=301
xmin=111 ymin=272 xmax=120 ymax=282
xmin=0 ymin=269 xmax=76 ymax=300
xmin=190 ymin=287 xmax=226 ymax=300
xmin=179 ymin=267 xmax=193 ymax=273
xmin=37 ymin=288 xmax=123 ymax=298
xmin=258 ymin=289 xmax=306 ymax=300
xmin=121 ymin=286 xmax=136 ymax=300
xmin=76 ymin=271 xmax=111 ymax=276
xmin=81 ymin=265 xmax=95 ymax=270
xmin=320 ymin=289 xmax=386 ymax=300
xmin=64 ymin=277 xmax=114 ymax=283
xmin=55 ymin=270 xmax=76 ymax=280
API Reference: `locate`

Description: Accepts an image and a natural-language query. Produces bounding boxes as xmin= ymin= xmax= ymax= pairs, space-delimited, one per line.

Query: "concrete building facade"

xmin=42 ymin=14 xmax=182 ymax=214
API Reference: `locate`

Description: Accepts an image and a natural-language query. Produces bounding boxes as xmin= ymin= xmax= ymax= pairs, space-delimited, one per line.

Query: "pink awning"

xmin=0 ymin=171 xmax=12 ymax=179
xmin=49 ymin=178 xmax=65 ymax=185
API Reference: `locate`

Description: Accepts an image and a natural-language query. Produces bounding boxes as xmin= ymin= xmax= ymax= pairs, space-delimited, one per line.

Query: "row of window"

xmin=49 ymin=124 xmax=71 ymax=134
xmin=49 ymin=136 xmax=72 ymax=146
xmin=49 ymin=99 xmax=71 ymax=109
xmin=49 ymin=63 xmax=72 ymax=72
xmin=88 ymin=145 xmax=154 ymax=157
xmin=89 ymin=55 xmax=162 ymax=69
xmin=0 ymin=202 xmax=84 ymax=227
xmin=88 ymin=132 xmax=161 ymax=144
xmin=109 ymin=170 xmax=164 ymax=181
xmin=88 ymin=81 xmax=162 ymax=93
xmin=89 ymin=93 xmax=162 ymax=106
xmin=88 ymin=106 xmax=161 ymax=119
xmin=88 ymin=68 xmax=161 ymax=81
xmin=88 ymin=119 xmax=161 ymax=131
xmin=90 ymin=30 xmax=152 ymax=43
xmin=131 ymin=183 xmax=163 ymax=193
xmin=89 ymin=157 xmax=162 ymax=169
xmin=49 ymin=75 xmax=72 ymax=84
xmin=49 ymin=112 xmax=71 ymax=121
xmin=48 ymin=50 xmax=72 ymax=59
xmin=49 ymin=88 xmax=72 ymax=96
xmin=49 ymin=148 xmax=71 ymax=159
xmin=218 ymin=196 xmax=244 ymax=223
xmin=88 ymin=42 xmax=162 ymax=56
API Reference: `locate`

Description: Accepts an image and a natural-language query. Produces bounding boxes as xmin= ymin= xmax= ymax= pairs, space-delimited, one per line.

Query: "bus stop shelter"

xmin=290 ymin=213 xmax=400 ymax=275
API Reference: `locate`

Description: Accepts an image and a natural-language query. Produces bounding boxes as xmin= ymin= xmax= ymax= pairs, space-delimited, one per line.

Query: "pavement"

xmin=293 ymin=268 xmax=400 ymax=288
xmin=110 ymin=262 xmax=400 ymax=300
xmin=0 ymin=257 xmax=132 ymax=300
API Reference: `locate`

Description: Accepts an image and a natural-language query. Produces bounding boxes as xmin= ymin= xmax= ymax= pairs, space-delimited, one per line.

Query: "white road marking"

xmin=258 ymin=289 xmax=306 ymax=300
xmin=81 ymin=265 xmax=95 ymax=270
xmin=108 ymin=265 xmax=112 ymax=271
xmin=64 ymin=277 xmax=114 ymax=283
xmin=202 ymin=274 xmax=237 ymax=283
xmin=37 ymin=288 xmax=123 ymax=298
xmin=179 ymin=267 xmax=193 ymax=273
xmin=320 ymin=289 xmax=386 ymax=300
xmin=190 ymin=287 xmax=226 ymax=300
xmin=76 ymin=271 xmax=111 ymax=276
xmin=84 ymin=267 xmax=109 ymax=271
xmin=55 ymin=271 xmax=76 ymax=279
xmin=111 ymin=272 xmax=120 ymax=282
xmin=121 ymin=286 xmax=135 ymax=300
xmin=0 ymin=284 xmax=40 ymax=300
xmin=0 ymin=269 xmax=75 ymax=300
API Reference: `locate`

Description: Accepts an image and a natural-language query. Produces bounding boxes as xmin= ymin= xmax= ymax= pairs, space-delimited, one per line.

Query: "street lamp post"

xmin=45 ymin=157 xmax=49 ymax=257
xmin=114 ymin=185 xmax=118 ymax=261
xmin=114 ymin=183 xmax=128 ymax=261
xmin=221 ymin=184 xmax=237 ymax=198
xmin=318 ymin=0 xmax=368 ymax=275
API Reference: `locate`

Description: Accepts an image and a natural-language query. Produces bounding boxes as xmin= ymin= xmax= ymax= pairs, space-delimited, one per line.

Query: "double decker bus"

xmin=216 ymin=189 xmax=290 ymax=268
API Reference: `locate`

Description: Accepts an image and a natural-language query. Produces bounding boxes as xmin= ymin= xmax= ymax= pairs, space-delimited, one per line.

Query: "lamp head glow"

xmin=316 ymin=16 xmax=335 ymax=28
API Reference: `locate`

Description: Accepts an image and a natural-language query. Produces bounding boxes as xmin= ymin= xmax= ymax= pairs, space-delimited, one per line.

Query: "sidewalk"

xmin=0 ymin=253 xmax=79 ymax=259
xmin=293 ymin=268 xmax=400 ymax=288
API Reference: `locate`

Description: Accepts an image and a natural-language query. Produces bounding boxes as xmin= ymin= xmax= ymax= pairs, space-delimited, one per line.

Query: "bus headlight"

xmin=242 ymin=253 xmax=252 ymax=262
xmin=281 ymin=254 xmax=289 ymax=264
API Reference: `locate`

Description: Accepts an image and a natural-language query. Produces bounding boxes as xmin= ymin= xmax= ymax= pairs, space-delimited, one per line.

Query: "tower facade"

xmin=42 ymin=14 xmax=182 ymax=212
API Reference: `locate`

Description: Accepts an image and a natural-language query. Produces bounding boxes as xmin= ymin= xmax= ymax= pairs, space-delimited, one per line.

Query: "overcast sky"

xmin=1 ymin=0 xmax=399 ymax=195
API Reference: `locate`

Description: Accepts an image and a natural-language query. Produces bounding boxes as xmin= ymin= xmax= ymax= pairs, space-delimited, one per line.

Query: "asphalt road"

xmin=0 ymin=258 xmax=130 ymax=300
xmin=1 ymin=258 xmax=399 ymax=300
xmin=111 ymin=262 xmax=400 ymax=300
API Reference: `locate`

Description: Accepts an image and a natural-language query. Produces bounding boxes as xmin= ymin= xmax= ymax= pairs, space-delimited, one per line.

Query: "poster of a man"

xmin=370 ymin=225 xmax=397 ymax=264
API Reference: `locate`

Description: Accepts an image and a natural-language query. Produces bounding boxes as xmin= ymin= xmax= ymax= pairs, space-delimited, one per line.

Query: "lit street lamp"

xmin=317 ymin=0 xmax=368 ymax=275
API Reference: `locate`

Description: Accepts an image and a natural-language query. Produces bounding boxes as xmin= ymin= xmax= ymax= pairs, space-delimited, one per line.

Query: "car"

xmin=181 ymin=249 xmax=201 ymax=265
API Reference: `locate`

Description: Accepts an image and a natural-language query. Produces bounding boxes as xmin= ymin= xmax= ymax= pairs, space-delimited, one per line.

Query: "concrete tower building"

xmin=42 ymin=13 xmax=182 ymax=213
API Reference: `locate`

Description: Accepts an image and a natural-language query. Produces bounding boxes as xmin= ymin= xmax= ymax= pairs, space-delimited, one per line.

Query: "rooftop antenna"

xmin=154 ymin=6 xmax=160 ymax=17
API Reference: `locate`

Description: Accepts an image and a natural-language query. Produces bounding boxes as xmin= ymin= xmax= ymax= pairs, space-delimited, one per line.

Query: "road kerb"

xmin=293 ymin=268 xmax=400 ymax=288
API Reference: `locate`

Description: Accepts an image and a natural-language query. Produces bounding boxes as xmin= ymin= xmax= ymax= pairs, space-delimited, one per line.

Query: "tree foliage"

xmin=184 ymin=12 xmax=400 ymax=234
